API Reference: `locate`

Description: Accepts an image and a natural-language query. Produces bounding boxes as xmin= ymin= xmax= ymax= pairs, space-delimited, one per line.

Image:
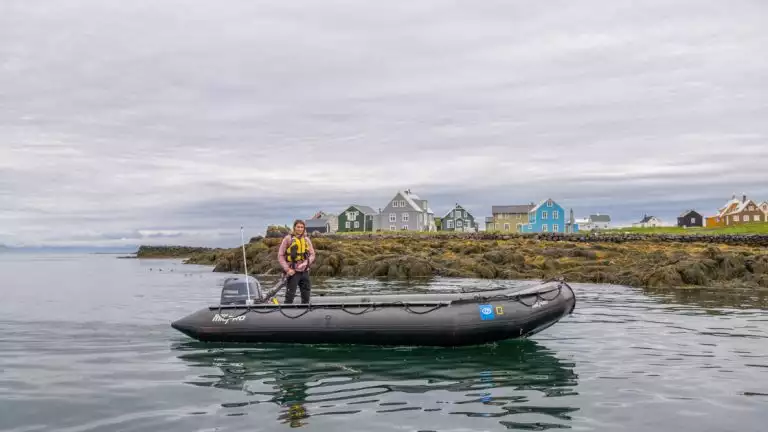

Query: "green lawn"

xmin=606 ymin=222 xmax=768 ymax=235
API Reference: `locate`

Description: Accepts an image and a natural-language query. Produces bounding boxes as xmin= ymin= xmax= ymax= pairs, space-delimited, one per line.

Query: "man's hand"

xmin=286 ymin=269 xmax=295 ymax=276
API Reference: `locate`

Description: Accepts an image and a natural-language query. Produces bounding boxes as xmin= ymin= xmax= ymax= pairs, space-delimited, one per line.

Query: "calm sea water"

xmin=1 ymin=253 xmax=767 ymax=432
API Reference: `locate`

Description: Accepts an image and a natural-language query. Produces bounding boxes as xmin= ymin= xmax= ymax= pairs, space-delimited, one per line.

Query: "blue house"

xmin=520 ymin=198 xmax=579 ymax=233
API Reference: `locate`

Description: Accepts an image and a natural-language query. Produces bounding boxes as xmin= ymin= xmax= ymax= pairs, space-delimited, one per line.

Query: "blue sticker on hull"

xmin=479 ymin=304 xmax=495 ymax=320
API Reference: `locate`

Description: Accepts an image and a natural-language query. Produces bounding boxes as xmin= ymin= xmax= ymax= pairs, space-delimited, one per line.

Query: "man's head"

xmin=293 ymin=219 xmax=306 ymax=236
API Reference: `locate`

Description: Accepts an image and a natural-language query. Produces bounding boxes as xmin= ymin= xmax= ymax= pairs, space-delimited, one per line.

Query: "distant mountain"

xmin=0 ymin=245 xmax=139 ymax=254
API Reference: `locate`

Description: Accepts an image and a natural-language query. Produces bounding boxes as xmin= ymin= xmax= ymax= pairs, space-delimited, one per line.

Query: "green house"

xmin=337 ymin=205 xmax=379 ymax=232
xmin=441 ymin=204 xmax=478 ymax=232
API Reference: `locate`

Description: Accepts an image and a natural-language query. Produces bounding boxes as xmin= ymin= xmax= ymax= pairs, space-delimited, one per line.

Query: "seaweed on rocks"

xmin=167 ymin=232 xmax=768 ymax=290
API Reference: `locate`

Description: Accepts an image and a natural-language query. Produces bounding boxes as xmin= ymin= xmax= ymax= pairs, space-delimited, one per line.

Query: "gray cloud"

xmin=1 ymin=0 xmax=767 ymax=248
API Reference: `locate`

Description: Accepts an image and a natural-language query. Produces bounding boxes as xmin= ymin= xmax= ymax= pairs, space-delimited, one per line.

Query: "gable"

xmin=443 ymin=204 xmax=474 ymax=220
xmin=732 ymin=200 xmax=760 ymax=214
xmin=531 ymin=198 xmax=563 ymax=214
xmin=678 ymin=210 xmax=702 ymax=219
xmin=386 ymin=192 xmax=422 ymax=212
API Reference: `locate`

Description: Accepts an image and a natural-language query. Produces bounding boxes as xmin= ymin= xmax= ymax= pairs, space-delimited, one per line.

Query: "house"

xmin=632 ymin=214 xmax=662 ymax=228
xmin=337 ymin=205 xmax=379 ymax=232
xmin=487 ymin=204 xmax=535 ymax=232
xmin=707 ymin=194 xmax=765 ymax=227
xmin=722 ymin=195 xmax=764 ymax=225
xmin=304 ymin=218 xmax=331 ymax=234
xmin=705 ymin=195 xmax=742 ymax=228
xmin=677 ymin=210 xmax=703 ymax=228
xmin=576 ymin=213 xmax=612 ymax=231
xmin=520 ymin=198 xmax=568 ymax=233
xmin=304 ymin=211 xmax=338 ymax=234
xmin=760 ymin=201 xmax=768 ymax=215
xmin=440 ymin=204 xmax=478 ymax=232
xmin=379 ymin=189 xmax=435 ymax=231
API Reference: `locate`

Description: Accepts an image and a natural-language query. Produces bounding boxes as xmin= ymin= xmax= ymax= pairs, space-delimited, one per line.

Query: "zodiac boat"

xmin=171 ymin=276 xmax=576 ymax=347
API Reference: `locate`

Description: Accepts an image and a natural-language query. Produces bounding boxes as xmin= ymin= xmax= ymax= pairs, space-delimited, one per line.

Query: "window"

xmin=516 ymin=223 xmax=522 ymax=232
xmin=400 ymin=200 xmax=406 ymax=207
xmin=402 ymin=213 xmax=409 ymax=222
xmin=691 ymin=217 xmax=696 ymax=224
xmin=389 ymin=213 xmax=396 ymax=222
xmin=542 ymin=211 xmax=548 ymax=220
xmin=553 ymin=224 xmax=559 ymax=232
xmin=542 ymin=224 xmax=548 ymax=232
xmin=402 ymin=225 xmax=408 ymax=230
xmin=455 ymin=210 xmax=461 ymax=218
xmin=447 ymin=220 xmax=454 ymax=229
xmin=354 ymin=221 xmax=360 ymax=228
xmin=504 ymin=223 xmax=510 ymax=231
xmin=734 ymin=215 xmax=740 ymax=222
xmin=345 ymin=221 xmax=351 ymax=228
xmin=547 ymin=200 xmax=553 ymax=207
xmin=755 ymin=215 xmax=761 ymax=222
xmin=553 ymin=211 xmax=559 ymax=219
xmin=457 ymin=220 xmax=463 ymax=228
xmin=390 ymin=225 xmax=396 ymax=231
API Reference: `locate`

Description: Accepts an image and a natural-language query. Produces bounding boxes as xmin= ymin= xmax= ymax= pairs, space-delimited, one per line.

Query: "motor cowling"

xmin=219 ymin=275 xmax=261 ymax=305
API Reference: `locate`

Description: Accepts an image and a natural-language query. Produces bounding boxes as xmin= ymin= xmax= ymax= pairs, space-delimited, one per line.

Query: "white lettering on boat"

xmin=531 ymin=299 xmax=549 ymax=309
xmin=212 ymin=314 xmax=246 ymax=324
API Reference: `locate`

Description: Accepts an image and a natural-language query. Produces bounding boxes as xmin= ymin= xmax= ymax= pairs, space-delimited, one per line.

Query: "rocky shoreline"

xmin=137 ymin=232 xmax=768 ymax=290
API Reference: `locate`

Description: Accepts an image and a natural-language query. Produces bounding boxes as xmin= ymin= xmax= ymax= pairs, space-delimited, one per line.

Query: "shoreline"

xmin=135 ymin=232 xmax=768 ymax=290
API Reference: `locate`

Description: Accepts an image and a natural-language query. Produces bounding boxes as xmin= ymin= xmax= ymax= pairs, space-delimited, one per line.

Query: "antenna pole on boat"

xmin=240 ymin=226 xmax=255 ymax=305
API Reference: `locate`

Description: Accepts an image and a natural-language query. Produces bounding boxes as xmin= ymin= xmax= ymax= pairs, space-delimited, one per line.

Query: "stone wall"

xmin=319 ymin=232 xmax=768 ymax=247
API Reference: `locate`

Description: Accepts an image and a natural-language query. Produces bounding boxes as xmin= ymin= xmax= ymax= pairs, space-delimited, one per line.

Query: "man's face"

xmin=295 ymin=224 xmax=305 ymax=235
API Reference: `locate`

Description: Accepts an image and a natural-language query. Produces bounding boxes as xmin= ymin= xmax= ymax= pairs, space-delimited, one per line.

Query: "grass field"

xmin=606 ymin=222 xmax=768 ymax=235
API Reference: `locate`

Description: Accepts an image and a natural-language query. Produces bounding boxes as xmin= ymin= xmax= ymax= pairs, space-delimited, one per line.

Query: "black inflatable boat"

xmin=171 ymin=276 xmax=576 ymax=347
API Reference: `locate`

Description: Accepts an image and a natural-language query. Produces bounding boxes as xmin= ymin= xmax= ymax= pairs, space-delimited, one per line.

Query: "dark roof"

xmin=443 ymin=204 xmax=473 ymax=219
xmin=348 ymin=205 xmax=376 ymax=214
xmin=589 ymin=214 xmax=611 ymax=222
xmin=492 ymin=204 xmax=533 ymax=214
xmin=679 ymin=209 xmax=700 ymax=217
xmin=638 ymin=215 xmax=656 ymax=223
xmin=305 ymin=219 xmax=330 ymax=228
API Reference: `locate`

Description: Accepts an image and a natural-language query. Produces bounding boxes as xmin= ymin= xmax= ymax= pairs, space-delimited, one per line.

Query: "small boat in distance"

xmin=170 ymin=276 xmax=576 ymax=347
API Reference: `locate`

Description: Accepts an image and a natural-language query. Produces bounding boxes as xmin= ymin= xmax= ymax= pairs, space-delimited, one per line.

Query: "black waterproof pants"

xmin=285 ymin=271 xmax=311 ymax=304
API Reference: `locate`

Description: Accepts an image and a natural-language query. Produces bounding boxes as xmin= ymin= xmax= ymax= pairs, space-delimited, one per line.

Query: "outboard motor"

xmin=219 ymin=275 xmax=262 ymax=305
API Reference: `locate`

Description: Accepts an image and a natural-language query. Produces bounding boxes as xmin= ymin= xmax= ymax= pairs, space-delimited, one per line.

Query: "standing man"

xmin=277 ymin=219 xmax=316 ymax=304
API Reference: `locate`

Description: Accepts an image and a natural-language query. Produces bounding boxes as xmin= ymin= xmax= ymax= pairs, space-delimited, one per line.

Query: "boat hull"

xmin=171 ymin=280 xmax=576 ymax=347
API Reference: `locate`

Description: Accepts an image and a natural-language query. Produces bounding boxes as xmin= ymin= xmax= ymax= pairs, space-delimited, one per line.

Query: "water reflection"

xmin=642 ymin=285 xmax=768 ymax=311
xmin=173 ymin=340 xmax=579 ymax=429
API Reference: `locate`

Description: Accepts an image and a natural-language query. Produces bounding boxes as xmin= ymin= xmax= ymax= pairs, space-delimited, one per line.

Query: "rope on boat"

xmin=212 ymin=280 xmax=572 ymax=320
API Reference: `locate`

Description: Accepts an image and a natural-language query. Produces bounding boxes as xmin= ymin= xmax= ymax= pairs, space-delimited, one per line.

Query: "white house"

xmin=576 ymin=213 xmax=611 ymax=231
xmin=632 ymin=214 xmax=662 ymax=228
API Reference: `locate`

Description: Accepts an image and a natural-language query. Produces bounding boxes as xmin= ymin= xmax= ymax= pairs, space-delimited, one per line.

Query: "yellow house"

xmin=486 ymin=204 xmax=535 ymax=232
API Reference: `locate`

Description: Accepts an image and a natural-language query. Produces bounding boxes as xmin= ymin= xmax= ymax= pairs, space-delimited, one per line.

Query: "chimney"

xmin=743 ymin=194 xmax=746 ymax=203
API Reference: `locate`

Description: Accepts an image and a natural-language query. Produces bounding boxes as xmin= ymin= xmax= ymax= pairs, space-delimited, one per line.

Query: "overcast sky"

xmin=1 ymin=0 xmax=767 ymax=248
